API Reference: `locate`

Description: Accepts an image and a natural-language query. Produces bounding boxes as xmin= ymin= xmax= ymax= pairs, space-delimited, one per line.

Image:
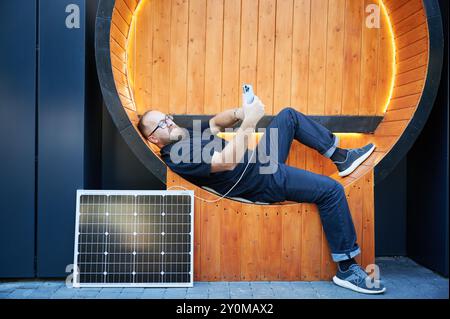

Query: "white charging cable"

xmin=167 ymin=149 xmax=256 ymax=203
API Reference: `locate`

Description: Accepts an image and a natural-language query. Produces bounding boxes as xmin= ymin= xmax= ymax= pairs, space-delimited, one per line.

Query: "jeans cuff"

xmin=323 ymin=135 xmax=340 ymax=159
xmin=331 ymin=247 xmax=361 ymax=262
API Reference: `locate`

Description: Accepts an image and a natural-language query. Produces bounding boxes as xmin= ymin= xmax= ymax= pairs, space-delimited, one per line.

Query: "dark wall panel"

xmin=37 ymin=0 xmax=86 ymax=277
xmin=0 ymin=0 xmax=37 ymax=277
xmin=407 ymin=0 xmax=448 ymax=277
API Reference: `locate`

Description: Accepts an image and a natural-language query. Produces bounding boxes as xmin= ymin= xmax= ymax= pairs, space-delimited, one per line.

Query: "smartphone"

xmin=243 ymin=84 xmax=255 ymax=104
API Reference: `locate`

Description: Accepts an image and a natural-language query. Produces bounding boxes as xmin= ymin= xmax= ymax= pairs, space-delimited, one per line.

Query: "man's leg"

xmin=258 ymin=107 xmax=339 ymax=164
xmin=277 ymin=164 xmax=360 ymax=261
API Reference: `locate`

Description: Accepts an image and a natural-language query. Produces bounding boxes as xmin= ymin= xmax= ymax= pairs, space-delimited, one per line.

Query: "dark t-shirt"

xmin=160 ymin=121 xmax=271 ymax=199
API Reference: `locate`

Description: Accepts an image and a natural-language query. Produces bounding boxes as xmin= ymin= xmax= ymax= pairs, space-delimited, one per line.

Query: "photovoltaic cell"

xmin=73 ymin=191 xmax=194 ymax=287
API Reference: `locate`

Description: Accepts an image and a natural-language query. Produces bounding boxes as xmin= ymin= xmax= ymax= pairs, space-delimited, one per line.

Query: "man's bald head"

xmin=138 ymin=110 xmax=185 ymax=148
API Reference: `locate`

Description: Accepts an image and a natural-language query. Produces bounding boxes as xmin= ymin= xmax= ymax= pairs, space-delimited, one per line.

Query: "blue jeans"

xmin=249 ymin=108 xmax=360 ymax=262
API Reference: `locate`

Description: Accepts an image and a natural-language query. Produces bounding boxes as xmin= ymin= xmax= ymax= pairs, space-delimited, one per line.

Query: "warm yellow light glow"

xmin=379 ymin=0 xmax=397 ymax=114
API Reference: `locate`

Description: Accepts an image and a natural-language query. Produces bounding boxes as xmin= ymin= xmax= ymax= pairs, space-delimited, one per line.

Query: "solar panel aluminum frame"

xmin=73 ymin=190 xmax=194 ymax=288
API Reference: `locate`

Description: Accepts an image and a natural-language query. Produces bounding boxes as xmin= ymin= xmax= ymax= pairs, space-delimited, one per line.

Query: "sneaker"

xmin=333 ymin=264 xmax=386 ymax=294
xmin=334 ymin=143 xmax=376 ymax=177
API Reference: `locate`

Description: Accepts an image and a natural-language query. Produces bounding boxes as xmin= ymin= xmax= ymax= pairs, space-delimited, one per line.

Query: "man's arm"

xmin=210 ymin=97 xmax=265 ymax=173
xmin=209 ymin=108 xmax=245 ymax=135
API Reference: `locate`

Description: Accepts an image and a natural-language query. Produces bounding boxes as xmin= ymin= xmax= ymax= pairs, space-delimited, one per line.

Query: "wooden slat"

xmin=397 ymin=37 xmax=428 ymax=62
xmin=200 ymin=199 xmax=222 ymax=281
xmin=112 ymin=8 xmax=131 ymax=37
xmin=134 ymin=0 xmax=153 ymax=115
xmin=280 ymin=205 xmax=302 ymax=280
xmin=204 ymin=0 xmax=225 ymax=115
xmin=256 ymin=0 xmax=276 ymax=113
xmin=384 ymin=106 xmax=416 ymax=122
xmin=221 ymin=0 xmax=241 ymax=111
xmin=220 ymin=200 xmax=242 ymax=281
xmin=396 ymin=65 xmax=427 ymax=86
xmin=396 ymin=51 xmax=428 ymax=74
xmin=240 ymin=204 xmax=263 ymax=281
xmin=392 ymin=80 xmax=425 ymax=99
xmin=123 ymin=0 xmax=138 ymax=13
xmin=261 ymin=206 xmax=282 ymax=280
xmin=115 ymin=0 xmax=133 ymax=26
xmin=390 ymin=0 xmax=423 ymax=24
xmin=396 ymin=23 xmax=428 ymax=50
xmin=301 ymin=150 xmax=323 ymax=280
xmin=388 ymin=93 xmax=421 ymax=110
xmin=187 ymin=0 xmax=207 ymax=114
xmin=169 ymin=0 xmax=189 ymax=115
xmin=342 ymin=0 xmax=363 ymax=115
xmin=273 ymin=0 xmax=294 ymax=114
xmin=393 ymin=9 xmax=426 ymax=38
xmin=376 ymin=5 xmax=395 ymax=115
xmin=291 ymin=0 xmax=311 ymax=114
xmin=307 ymin=0 xmax=328 ymax=115
xmin=361 ymin=170 xmax=375 ymax=267
xmin=346 ymin=177 xmax=364 ymax=265
xmin=325 ymin=0 xmax=345 ymax=115
xmin=239 ymin=0 xmax=259 ymax=100
xmin=151 ymin=0 xmax=172 ymax=110
xmin=375 ymin=120 xmax=408 ymax=136
xmin=359 ymin=0 xmax=380 ymax=116
xmin=111 ymin=23 xmax=128 ymax=50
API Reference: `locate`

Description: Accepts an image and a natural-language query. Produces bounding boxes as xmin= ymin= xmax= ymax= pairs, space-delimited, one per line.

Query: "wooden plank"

xmin=256 ymin=0 xmax=277 ymax=114
xmin=151 ymin=0 xmax=172 ymax=111
xmin=384 ymin=106 xmax=416 ymax=122
xmin=388 ymin=93 xmax=421 ymax=110
xmin=273 ymin=0 xmax=294 ymax=114
xmin=204 ymin=0 xmax=224 ymax=115
xmin=393 ymin=10 xmax=426 ymax=38
xmin=307 ymin=0 xmax=328 ymax=115
xmin=390 ymin=0 xmax=423 ymax=23
xmin=361 ymin=170 xmax=375 ymax=268
xmin=112 ymin=8 xmax=131 ymax=37
xmin=396 ymin=65 xmax=427 ymax=86
xmin=396 ymin=51 xmax=428 ymax=74
xmin=261 ymin=206 xmax=282 ymax=280
xmin=375 ymin=120 xmax=408 ymax=136
xmin=187 ymin=0 xmax=207 ymax=114
xmin=325 ymin=0 xmax=345 ymax=116
xmin=397 ymin=37 xmax=428 ymax=62
xmin=134 ymin=0 xmax=154 ymax=115
xmin=291 ymin=0 xmax=311 ymax=114
xmin=301 ymin=150 xmax=323 ymax=280
xmin=240 ymin=204 xmax=263 ymax=281
xmin=111 ymin=22 xmax=128 ymax=50
xmin=200 ymin=197 xmax=222 ymax=281
xmin=168 ymin=0 xmax=189 ymax=115
xmin=123 ymin=0 xmax=138 ymax=13
xmin=359 ymin=0 xmax=380 ymax=116
xmin=221 ymin=0 xmax=241 ymax=111
xmin=375 ymin=5 xmax=395 ymax=115
xmin=220 ymin=199 xmax=242 ymax=281
xmin=280 ymin=205 xmax=302 ymax=280
xmin=301 ymin=203 xmax=322 ymax=280
xmin=392 ymin=80 xmax=425 ymax=99
xmin=396 ymin=23 xmax=428 ymax=50
xmin=346 ymin=177 xmax=363 ymax=265
xmin=342 ymin=0 xmax=363 ymax=115
xmin=110 ymin=38 xmax=127 ymax=61
xmin=115 ymin=0 xmax=133 ymax=26
xmin=239 ymin=0 xmax=259 ymax=106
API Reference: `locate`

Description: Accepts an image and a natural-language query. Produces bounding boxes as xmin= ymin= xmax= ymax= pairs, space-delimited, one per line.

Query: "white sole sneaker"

xmin=338 ymin=145 xmax=376 ymax=177
xmin=333 ymin=276 xmax=386 ymax=294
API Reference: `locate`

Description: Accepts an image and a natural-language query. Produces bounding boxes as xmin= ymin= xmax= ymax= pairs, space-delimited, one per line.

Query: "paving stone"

xmin=6 ymin=289 xmax=35 ymax=299
xmin=96 ymin=292 xmax=122 ymax=299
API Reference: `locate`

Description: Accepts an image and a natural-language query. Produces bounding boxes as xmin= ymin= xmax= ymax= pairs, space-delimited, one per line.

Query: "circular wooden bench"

xmin=95 ymin=0 xmax=444 ymax=281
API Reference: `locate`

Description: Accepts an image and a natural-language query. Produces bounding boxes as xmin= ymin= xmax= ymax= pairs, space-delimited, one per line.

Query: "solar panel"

xmin=73 ymin=190 xmax=194 ymax=288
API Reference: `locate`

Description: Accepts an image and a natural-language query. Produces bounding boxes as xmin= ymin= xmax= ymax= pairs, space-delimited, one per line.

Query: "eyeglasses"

xmin=147 ymin=115 xmax=174 ymax=139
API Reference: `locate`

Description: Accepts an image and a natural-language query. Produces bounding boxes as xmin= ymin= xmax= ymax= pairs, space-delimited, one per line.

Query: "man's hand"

xmin=242 ymin=95 xmax=265 ymax=126
xmin=210 ymin=96 xmax=265 ymax=173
